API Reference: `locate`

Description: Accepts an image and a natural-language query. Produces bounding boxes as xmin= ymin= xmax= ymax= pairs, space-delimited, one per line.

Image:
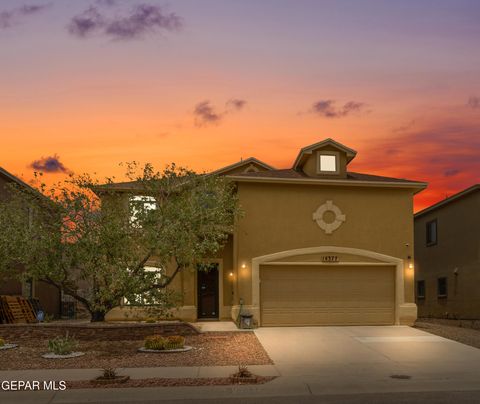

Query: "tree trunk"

xmin=90 ymin=310 xmax=107 ymax=322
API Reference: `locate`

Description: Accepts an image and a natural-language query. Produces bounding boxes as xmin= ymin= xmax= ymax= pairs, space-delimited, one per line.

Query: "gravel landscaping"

xmin=0 ymin=332 xmax=272 ymax=370
xmin=67 ymin=376 xmax=276 ymax=389
xmin=415 ymin=320 xmax=480 ymax=349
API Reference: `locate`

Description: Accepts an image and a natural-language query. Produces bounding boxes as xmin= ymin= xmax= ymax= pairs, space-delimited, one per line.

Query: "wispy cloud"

xmin=467 ymin=96 xmax=480 ymax=109
xmin=29 ymin=154 xmax=71 ymax=174
xmin=67 ymin=3 xmax=182 ymax=40
xmin=311 ymin=99 xmax=366 ymax=118
xmin=67 ymin=6 xmax=105 ymax=38
xmin=193 ymin=98 xmax=247 ymax=127
xmin=0 ymin=3 xmax=50 ymax=29
xmin=226 ymin=98 xmax=247 ymax=111
xmin=356 ymin=120 xmax=480 ymax=210
xmin=194 ymin=101 xmax=222 ymax=127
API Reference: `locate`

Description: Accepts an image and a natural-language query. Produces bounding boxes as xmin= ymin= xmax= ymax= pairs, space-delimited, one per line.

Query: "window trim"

xmin=426 ymin=219 xmax=438 ymax=247
xmin=416 ymin=280 xmax=425 ymax=299
xmin=437 ymin=277 xmax=448 ymax=298
xmin=316 ymin=150 xmax=340 ymax=175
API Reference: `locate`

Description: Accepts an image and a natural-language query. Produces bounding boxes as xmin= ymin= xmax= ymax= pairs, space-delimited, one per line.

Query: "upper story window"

xmin=317 ymin=151 xmax=339 ymax=174
xmin=130 ymin=195 xmax=157 ymax=227
xmin=426 ymin=219 xmax=437 ymax=246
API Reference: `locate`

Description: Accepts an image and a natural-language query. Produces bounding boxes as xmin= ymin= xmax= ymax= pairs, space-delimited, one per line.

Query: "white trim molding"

xmin=252 ymin=246 xmax=411 ymax=326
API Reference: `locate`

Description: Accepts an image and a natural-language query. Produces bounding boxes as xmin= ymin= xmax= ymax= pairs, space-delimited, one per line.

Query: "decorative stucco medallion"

xmin=312 ymin=200 xmax=346 ymax=234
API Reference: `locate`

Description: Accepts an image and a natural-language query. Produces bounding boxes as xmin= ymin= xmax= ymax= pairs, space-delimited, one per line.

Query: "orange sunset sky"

xmin=1 ymin=0 xmax=479 ymax=211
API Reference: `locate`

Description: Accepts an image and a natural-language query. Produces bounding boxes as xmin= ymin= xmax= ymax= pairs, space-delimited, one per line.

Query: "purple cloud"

xmin=193 ymin=98 xmax=247 ymax=127
xmin=444 ymin=168 xmax=461 ymax=177
xmin=194 ymin=101 xmax=222 ymax=127
xmin=68 ymin=3 xmax=182 ymax=40
xmin=467 ymin=96 xmax=480 ymax=109
xmin=226 ymin=98 xmax=247 ymax=111
xmin=311 ymin=99 xmax=366 ymax=118
xmin=30 ymin=155 xmax=71 ymax=174
xmin=0 ymin=3 xmax=50 ymax=29
xmin=67 ymin=6 xmax=105 ymax=38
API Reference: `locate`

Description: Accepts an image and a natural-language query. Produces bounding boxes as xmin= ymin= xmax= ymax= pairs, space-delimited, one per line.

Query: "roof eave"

xmin=228 ymin=174 xmax=427 ymax=193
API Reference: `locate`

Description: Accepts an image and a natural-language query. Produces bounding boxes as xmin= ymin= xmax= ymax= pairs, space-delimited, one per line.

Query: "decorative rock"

xmin=0 ymin=343 xmax=17 ymax=350
xmin=137 ymin=346 xmax=192 ymax=353
xmin=41 ymin=351 xmax=85 ymax=359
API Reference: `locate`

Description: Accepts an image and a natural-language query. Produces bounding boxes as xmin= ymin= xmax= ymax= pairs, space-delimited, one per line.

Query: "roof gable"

xmin=292 ymin=138 xmax=357 ymax=170
xmin=210 ymin=157 xmax=275 ymax=176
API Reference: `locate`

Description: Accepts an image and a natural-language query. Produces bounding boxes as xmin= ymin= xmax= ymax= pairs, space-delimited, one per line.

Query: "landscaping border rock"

xmin=138 ymin=346 xmax=193 ymax=353
xmin=0 ymin=321 xmax=198 ymax=341
xmin=41 ymin=352 xmax=85 ymax=359
xmin=0 ymin=343 xmax=17 ymax=350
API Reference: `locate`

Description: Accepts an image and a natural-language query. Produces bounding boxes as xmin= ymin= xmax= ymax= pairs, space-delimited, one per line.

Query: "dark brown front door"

xmin=197 ymin=263 xmax=219 ymax=319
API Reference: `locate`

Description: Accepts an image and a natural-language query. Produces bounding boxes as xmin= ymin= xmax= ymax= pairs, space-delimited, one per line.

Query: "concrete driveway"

xmin=255 ymin=326 xmax=480 ymax=394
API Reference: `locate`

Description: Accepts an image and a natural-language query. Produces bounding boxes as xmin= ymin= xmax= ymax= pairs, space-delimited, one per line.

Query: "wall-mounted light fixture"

xmin=407 ymin=255 xmax=414 ymax=270
xmin=241 ymin=263 xmax=246 ymax=269
xmin=229 ymin=271 xmax=234 ymax=277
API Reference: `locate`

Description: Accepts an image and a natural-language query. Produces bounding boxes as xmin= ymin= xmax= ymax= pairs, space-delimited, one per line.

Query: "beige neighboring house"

xmin=105 ymin=138 xmax=426 ymax=326
xmin=414 ymin=185 xmax=480 ymax=319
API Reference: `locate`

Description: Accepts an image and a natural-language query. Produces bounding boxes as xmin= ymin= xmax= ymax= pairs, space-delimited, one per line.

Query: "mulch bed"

xmin=0 ymin=332 xmax=272 ymax=370
xmin=415 ymin=321 xmax=480 ymax=350
xmin=67 ymin=376 xmax=277 ymax=389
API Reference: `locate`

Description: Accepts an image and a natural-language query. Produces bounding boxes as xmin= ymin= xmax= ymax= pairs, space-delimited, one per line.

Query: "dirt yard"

xmin=0 ymin=332 xmax=272 ymax=370
xmin=415 ymin=320 xmax=480 ymax=349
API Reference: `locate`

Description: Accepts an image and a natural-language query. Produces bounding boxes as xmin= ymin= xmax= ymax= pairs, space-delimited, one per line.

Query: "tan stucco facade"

xmin=105 ymin=139 xmax=425 ymax=326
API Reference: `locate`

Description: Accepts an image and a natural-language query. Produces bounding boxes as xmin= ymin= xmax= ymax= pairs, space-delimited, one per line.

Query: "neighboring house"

xmin=0 ymin=167 xmax=61 ymax=318
xmin=414 ymin=185 xmax=480 ymax=319
xmin=103 ymin=139 xmax=426 ymax=326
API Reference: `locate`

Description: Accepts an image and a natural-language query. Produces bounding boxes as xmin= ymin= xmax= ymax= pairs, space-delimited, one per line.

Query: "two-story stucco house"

xmin=105 ymin=139 xmax=426 ymax=326
xmin=414 ymin=185 xmax=480 ymax=319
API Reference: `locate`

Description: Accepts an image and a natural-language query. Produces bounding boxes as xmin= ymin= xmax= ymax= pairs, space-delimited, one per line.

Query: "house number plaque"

xmin=322 ymin=255 xmax=339 ymax=263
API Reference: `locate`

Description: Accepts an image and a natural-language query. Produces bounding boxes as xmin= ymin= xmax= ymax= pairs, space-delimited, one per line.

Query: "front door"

xmin=197 ymin=263 xmax=219 ymax=319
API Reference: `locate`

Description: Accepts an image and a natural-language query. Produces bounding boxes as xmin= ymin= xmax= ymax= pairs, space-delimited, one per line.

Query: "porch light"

xmin=241 ymin=263 xmax=246 ymax=269
xmin=229 ymin=271 xmax=234 ymax=277
xmin=407 ymin=256 xmax=414 ymax=270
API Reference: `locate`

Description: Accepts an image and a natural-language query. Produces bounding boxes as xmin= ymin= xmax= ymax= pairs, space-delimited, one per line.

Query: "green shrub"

xmin=48 ymin=333 xmax=78 ymax=355
xmin=164 ymin=335 xmax=185 ymax=350
xmin=145 ymin=317 xmax=156 ymax=323
xmin=0 ymin=337 xmax=4 ymax=347
xmin=144 ymin=335 xmax=165 ymax=350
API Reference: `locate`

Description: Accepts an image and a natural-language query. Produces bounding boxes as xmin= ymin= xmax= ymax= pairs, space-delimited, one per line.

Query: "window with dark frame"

xmin=416 ymin=280 xmax=425 ymax=299
xmin=426 ymin=219 xmax=437 ymax=246
xmin=437 ymin=277 xmax=447 ymax=298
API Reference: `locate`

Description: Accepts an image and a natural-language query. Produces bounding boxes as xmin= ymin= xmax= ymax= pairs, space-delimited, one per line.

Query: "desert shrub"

xmin=164 ymin=335 xmax=185 ymax=350
xmin=101 ymin=368 xmax=117 ymax=379
xmin=234 ymin=365 xmax=252 ymax=378
xmin=0 ymin=337 xmax=4 ymax=347
xmin=145 ymin=317 xmax=156 ymax=323
xmin=48 ymin=333 xmax=78 ymax=355
xmin=144 ymin=335 xmax=165 ymax=350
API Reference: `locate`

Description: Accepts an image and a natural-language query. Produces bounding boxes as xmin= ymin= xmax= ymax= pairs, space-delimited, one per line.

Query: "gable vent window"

xmin=426 ymin=219 xmax=437 ymax=246
xmin=317 ymin=152 xmax=339 ymax=174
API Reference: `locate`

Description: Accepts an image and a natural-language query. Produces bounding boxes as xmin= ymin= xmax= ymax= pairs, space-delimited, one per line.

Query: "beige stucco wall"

xmin=233 ymin=181 xmax=416 ymax=324
xmin=414 ymin=190 xmax=480 ymax=319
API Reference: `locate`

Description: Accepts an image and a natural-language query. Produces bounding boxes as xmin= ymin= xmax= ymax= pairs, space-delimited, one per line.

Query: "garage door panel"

xmin=260 ymin=265 xmax=395 ymax=326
